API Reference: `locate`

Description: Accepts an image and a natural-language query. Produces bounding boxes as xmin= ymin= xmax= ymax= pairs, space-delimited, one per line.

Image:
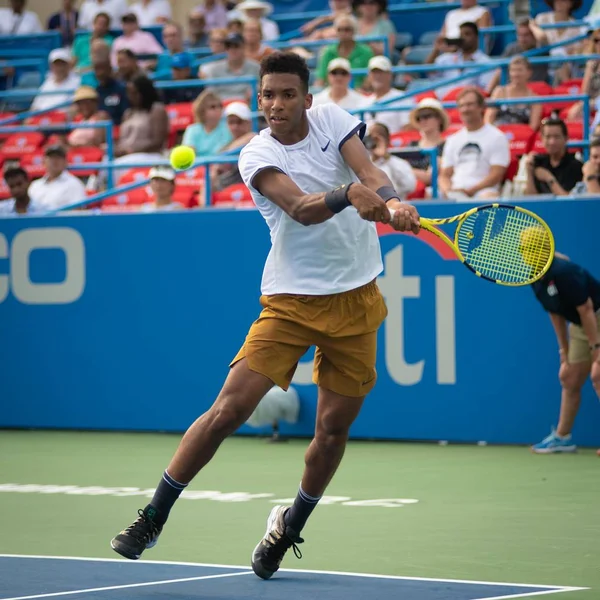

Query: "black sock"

xmin=145 ymin=470 xmax=187 ymax=525
xmin=284 ymin=485 xmax=321 ymax=533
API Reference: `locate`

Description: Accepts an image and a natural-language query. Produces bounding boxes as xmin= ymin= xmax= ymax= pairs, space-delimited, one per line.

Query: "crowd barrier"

xmin=0 ymin=199 xmax=599 ymax=447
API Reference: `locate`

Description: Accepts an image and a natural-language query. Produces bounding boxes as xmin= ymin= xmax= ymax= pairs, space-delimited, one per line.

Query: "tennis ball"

xmin=170 ymin=146 xmax=196 ymax=171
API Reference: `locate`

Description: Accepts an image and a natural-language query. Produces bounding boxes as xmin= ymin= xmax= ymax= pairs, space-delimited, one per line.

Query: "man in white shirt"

xmin=28 ymin=145 xmax=87 ymax=211
xmin=110 ymin=52 xmax=421 ymax=580
xmin=312 ymin=58 xmax=370 ymax=110
xmin=440 ymin=87 xmax=510 ymax=200
xmin=363 ymin=56 xmax=413 ymax=134
xmin=0 ymin=0 xmax=42 ymax=35
xmin=129 ymin=0 xmax=172 ymax=27
xmin=0 ymin=167 xmax=38 ymax=215
xmin=79 ymin=0 xmax=128 ymax=30
xmin=31 ymin=49 xmax=81 ymax=113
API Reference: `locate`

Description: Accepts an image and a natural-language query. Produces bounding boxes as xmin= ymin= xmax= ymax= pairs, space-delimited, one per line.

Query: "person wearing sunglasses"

xmin=312 ymin=58 xmax=371 ymax=109
xmin=315 ymin=14 xmax=373 ymax=89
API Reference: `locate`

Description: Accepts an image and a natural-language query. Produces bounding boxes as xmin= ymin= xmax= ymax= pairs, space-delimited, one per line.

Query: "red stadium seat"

xmin=389 ymin=130 xmax=420 ymax=148
xmin=67 ymin=147 xmax=104 ymax=177
xmin=26 ymin=111 xmax=67 ymax=126
xmin=0 ymin=132 xmax=45 ymax=160
xmin=172 ymin=187 xmax=198 ymax=208
xmin=167 ymin=103 xmax=194 ymax=133
xmin=20 ymin=151 xmax=46 ymax=179
xmin=175 ymin=165 xmax=205 ymax=192
xmin=118 ymin=167 xmax=151 ymax=186
xmin=102 ymin=187 xmax=149 ymax=207
xmin=212 ymin=182 xmax=253 ymax=207
xmin=527 ymin=81 xmax=554 ymax=97
xmin=442 ymin=123 xmax=462 ymax=138
xmin=0 ymin=112 xmax=16 ymax=140
xmin=414 ymin=91 xmax=437 ymax=102
xmin=406 ymin=180 xmax=426 ymax=200
xmin=566 ymin=121 xmax=584 ymax=141
xmin=497 ymin=124 xmax=535 ymax=158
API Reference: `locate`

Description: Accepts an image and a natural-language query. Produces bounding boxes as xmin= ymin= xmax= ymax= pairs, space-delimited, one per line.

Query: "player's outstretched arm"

xmin=252 ymin=167 xmax=391 ymax=226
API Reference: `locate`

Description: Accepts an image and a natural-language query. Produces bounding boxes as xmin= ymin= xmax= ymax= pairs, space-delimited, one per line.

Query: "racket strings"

xmin=456 ymin=208 xmax=552 ymax=284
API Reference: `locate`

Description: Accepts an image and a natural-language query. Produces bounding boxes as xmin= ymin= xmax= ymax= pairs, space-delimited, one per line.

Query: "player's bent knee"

xmin=208 ymin=402 xmax=250 ymax=437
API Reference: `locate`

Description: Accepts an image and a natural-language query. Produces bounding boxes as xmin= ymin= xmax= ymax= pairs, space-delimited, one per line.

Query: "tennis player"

xmin=530 ymin=252 xmax=600 ymax=454
xmin=111 ymin=51 xmax=420 ymax=578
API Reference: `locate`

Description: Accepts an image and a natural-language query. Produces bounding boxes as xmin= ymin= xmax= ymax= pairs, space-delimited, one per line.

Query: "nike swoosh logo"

xmin=321 ymin=141 xmax=330 ymax=152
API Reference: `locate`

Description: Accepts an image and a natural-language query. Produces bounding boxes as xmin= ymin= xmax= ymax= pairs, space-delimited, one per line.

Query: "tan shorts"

xmin=568 ymin=312 xmax=600 ymax=363
xmin=230 ymin=280 xmax=388 ymax=397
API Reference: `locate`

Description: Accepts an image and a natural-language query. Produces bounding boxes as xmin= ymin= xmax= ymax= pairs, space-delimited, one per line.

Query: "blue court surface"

xmin=0 ymin=556 xmax=587 ymax=600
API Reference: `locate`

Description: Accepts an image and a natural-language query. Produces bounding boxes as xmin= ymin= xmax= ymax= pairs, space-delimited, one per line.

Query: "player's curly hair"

xmin=259 ymin=52 xmax=310 ymax=93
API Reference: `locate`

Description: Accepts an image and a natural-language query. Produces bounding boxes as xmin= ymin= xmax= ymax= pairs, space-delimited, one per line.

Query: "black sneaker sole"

xmin=110 ymin=539 xmax=142 ymax=560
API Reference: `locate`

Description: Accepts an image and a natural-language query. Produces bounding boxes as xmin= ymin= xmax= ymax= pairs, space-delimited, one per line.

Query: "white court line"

xmin=0 ymin=570 xmax=253 ymax=600
xmin=0 ymin=554 xmax=589 ymax=598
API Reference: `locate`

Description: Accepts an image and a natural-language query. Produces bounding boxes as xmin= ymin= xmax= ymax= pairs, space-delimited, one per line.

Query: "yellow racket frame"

xmin=417 ymin=203 xmax=556 ymax=286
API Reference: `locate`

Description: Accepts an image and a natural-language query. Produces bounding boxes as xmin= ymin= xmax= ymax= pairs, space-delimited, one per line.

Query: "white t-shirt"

xmin=239 ymin=102 xmax=383 ymax=296
xmin=0 ymin=198 xmax=41 ymax=215
xmin=78 ymin=0 xmax=129 ymax=29
xmin=372 ymin=155 xmax=416 ymax=197
xmin=444 ymin=6 xmax=489 ymax=38
xmin=129 ymin=0 xmax=172 ymax=27
xmin=30 ymin=73 xmax=81 ymax=113
xmin=311 ymin=87 xmax=371 ymax=110
xmin=29 ymin=171 xmax=87 ymax=211
xmin=442 ymin=124 xmax=510 ymax=192
xmin=0 ymin=10 xmax=42 ymax=35
xmin=363 ymin=89 xmax=413 ymax=134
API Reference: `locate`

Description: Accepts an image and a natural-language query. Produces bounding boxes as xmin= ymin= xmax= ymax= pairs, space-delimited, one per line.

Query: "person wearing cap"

xmin=78 ymin=0 xmax=128 ymax=30
xmin=234 ymin=0 xmax=279 ymax=41
xmin=363 ymin=55 xmax=413 ymax=134
xmin=141 ymin=167 xmax=184 ymax=212
xmin=72 ymin=12 xmax=114 ymax=74
xmin=28 ymin=145 xmax=87 ymax=211
xmin=110 ymin=12 xmax=164 ymax=69
xmin=0 ymin=0 xmax=42 ymax=35
xmin=30 ymin=49 xmax=81 ymax=113
xmin=406 ymin=98 xmax=448 ymax=189
xmin=68 ymin=86 xmax=111 ymax=147
xmin=160 ymin=53 xmax=202 ymax=105
xmin=116 ymin=48 xmax=145 ymax=83
xmin=312 ymin=58 xmax=370 ymax=110
xmin=243 ymin=19 xmax=274 ymax=63
xmin=315 ymin=15 xmax=373 ymax=89
xmin=199 ymin=33 xmax=260 ymax=101
xmin=0 ymin=167 xmax=39 ymax=215
xmin=129 ymin=0 xmax=172 ymax=28
xmin=193 ymin=0 xmax=228 ymax=30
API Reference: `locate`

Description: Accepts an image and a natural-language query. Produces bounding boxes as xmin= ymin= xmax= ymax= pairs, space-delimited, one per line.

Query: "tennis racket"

xmin=389 ymin=203 xmax=555 ymax=286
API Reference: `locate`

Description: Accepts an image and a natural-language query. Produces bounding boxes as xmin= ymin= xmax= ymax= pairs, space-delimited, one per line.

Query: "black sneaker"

xmin=110 ymin=508 xmax=162 ymax=560
xmin=251 ymin=505 xmax=304 ymax=580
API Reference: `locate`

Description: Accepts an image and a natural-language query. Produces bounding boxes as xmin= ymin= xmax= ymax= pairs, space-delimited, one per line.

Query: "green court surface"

xmin=0 ymin=430 xmax=597 ymax=599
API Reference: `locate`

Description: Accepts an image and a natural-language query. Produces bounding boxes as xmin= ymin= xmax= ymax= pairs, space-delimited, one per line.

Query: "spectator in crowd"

xmin=440 ymin=0 xmax=492 ymax=40
xmin=300 ymin=0 xmax=352 ymax=41
xmin=365 ymin=122 xmax=417 ymax=198
xmin=243 ymin=19 xmax=274 ymax=63
xmin=581 ymin=138 xmax=600 ymax=193
xmin=80 ymin=39 xmax=111 ymax=85
xmin=209 ymin=28 xmax=229 ymax=55
xmin=48 ymin=0 xmax=79 ymax=46
xmin=160 ymin=53 xmax=202 ymax=104
xmin=440 ymin=87 xmax=510 ymax=200
xmin=407 ymin=98 xmax=448 ymax=188
xmin=67 ymin=85 xmax=111 ymax=148
xmin=140 ymin=167 xmax=184 ymax=212
xmin=429 ymin=22 xmax=494 ymax=99
xmin=156 ymin=22 xmax=190 ymax=74
xmin=315 ymin=15 xmax=373 ymax=89
xmin=363 ymin=56 xmax=413 ymax=134
xmin=187 ymin=11 xmax=209 ymax=49
xmin=485 ymin=57 xmax=542 ymax=131
xmin=78 ymin=0 xmax=127 ymax=30
xmin=129 ymin=0 xmax=172 ymax=27
xmin=524 ymin=118 xmax=583 ymax=195
xmin=566 ymin=29 xmax=600 ymax=121
xmin=0 ymin=0 xmax=42 ymax=35
xmin=211 ymin=101 xmax=256 ymax=193
xmin=194 ymin=0 xmax=228 ymax=30
xmin=182 ymin=90 xmax=232 ymax=157
xmin=227 ymin=16 xmax=245 ymax=36
xmin=92 ymin=57 xmax=129 ymax=125
xmin=235 ymin=0 xmax=279 ymax=41
xmin=353 ymin=0 xmax=396 ymax=57
xmin=312 ymin=58 xmax=370 ymax=109
xmin=114 ymin=75 xmax=169 ymax=163
xmin=28 ymin=145 xmax=86 ymax=211
xmin=116 ymin=49 xmax=144 ymax=83
xmin=31 ymin=49 xmax=81 ymax=113
xmin=0 ymin=167 xmax=38 ymax=215
xmin=487 ymin=19 xmax=550 ymax=91
xmin=110 ymin=13 xmax=164 ymax=68
xmin=72 ymin=12 xmax=113 ymax=74
xmin=199 ymin=33 xmax=260 ymax=101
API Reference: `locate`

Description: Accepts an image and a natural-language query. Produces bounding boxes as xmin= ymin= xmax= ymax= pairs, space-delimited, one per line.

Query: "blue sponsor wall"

xmin=0 ymin=199 xmax=599 ymax=446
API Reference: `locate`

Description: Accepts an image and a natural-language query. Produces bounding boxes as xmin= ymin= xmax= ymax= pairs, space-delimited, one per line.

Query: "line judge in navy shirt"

xmin=531 ymin=253 xmax=600 ymax=455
